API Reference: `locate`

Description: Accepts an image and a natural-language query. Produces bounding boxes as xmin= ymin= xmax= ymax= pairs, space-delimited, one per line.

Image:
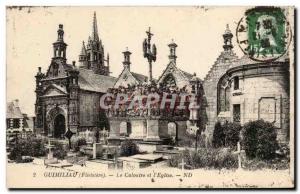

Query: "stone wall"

xmin=79 ymin=90 xmax=101 ymax=129
xmin=226 ymin=62 xmax=290 ymax=142
xmin=202 ymin=50 xmax=238 ymax=143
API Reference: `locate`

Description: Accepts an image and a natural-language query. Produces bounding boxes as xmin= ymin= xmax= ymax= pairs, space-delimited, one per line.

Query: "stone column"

xmin=108 ymin=120 xmax=121 ymax=138
xmin=145 ymin=119 xmax=160 ymax=140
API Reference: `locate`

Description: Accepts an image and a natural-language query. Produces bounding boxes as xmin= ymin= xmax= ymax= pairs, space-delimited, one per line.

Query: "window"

xmin=233 ymin=76 xmax=239 ymax=90
xmin=219 ymin=84 xmax=230 ymax=113
xmin=233 ymin=104 xmax=241 ymax=123
xmin=6 ymin=119 xmax=10 ymax=128
xmin=13 ymin=119 xmax=20 ymax=128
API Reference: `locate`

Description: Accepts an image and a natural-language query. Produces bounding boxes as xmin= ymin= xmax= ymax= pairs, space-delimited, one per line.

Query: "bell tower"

xmin=168 ymin=39 xmax=177 ymax=63
xmin=52 ymin=24 xmax=67 ymax=63
xmin=223 ymin=24 xmax=233 ymax=51
xmin=82 ymin=12 xmax=110 ymax=76
xmin=122 ymin=48 xmax=131 ymax=70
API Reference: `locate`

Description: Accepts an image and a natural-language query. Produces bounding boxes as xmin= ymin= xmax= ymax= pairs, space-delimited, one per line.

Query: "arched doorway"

xmin=53 ymin=114 xmax=66 ymax=138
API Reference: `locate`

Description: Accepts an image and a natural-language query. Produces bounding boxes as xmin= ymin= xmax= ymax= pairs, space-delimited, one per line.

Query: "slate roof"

xmin=7 ymin=101 xmax=23 ymax=119
xmin=233 ymin=54 xmax=289 ymax=67
xmin=131 ymin=72 xmax=148 ymax=83
xmin=78 ymin=68 xmax=117 ymax=93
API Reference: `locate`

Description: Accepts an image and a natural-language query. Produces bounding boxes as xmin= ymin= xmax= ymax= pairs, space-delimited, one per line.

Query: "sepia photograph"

xmin=5 ymin=6 xmax=295 ymax=189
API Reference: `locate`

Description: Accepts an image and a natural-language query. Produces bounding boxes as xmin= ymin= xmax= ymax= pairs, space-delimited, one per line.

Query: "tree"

xmin=242 ymin=120 xmax=278 ymax=160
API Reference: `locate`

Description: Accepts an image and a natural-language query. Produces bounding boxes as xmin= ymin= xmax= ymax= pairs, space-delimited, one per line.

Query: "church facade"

xmin=34 ymin=13 xmax=290 ymax=145
xmin=34 ymin=13 xmax=116 ymax=138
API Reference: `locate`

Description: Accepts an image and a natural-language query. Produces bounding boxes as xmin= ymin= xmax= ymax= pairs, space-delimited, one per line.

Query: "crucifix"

xmin=143 ymin=27 xmax=157 ymax=84
xmin=234 ymin=141 xmax=243 ymax=169
xmin=45 ymin=138 xmax=55 ymax=159
xmin=179 ymin=157 xmax=186 ymax=171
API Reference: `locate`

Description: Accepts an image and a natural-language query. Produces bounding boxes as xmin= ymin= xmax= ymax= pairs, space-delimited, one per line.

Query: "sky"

xmin=6 ymin=6 xmax=247 ymax=116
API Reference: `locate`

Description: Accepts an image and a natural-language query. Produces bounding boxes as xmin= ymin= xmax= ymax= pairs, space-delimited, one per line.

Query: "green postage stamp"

xmin=237 ymin=7 xmax=292 ymax=61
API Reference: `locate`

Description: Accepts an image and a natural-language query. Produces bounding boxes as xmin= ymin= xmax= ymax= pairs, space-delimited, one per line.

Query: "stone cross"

xmin=45 ymin=138 xmax=55 ymax=159
xmin=234 ymin=141 xmax=242 ymax=169
xmin=179 ymin=157 xmax=186 ymax=171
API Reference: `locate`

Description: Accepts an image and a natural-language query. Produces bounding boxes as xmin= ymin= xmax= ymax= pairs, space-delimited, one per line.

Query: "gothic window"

xmin=162 ymin=74 xmax=176 ymax=88
xmin=225 ymin=87 xmax=230 ymax=111
xmin=234 ymin=76 xmax=239 ymax=90
xmin=218 ymin=80 xmax=230 ymax=113
xmin=233 ymin=104 xmax=241 ymax=123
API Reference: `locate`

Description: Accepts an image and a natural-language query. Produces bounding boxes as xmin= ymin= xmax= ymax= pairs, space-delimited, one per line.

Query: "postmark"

xmin=236 ymin=7 xmax=292 ymax=62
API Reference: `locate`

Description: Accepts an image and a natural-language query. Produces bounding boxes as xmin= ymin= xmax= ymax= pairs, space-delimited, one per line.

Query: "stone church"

xmin=34 ymin=13 xmax=116 ymax=138
xmin=35 ymin=13 xmax=290 ymax=145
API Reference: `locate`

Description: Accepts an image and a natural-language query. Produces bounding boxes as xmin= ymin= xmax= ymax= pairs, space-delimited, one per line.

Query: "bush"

xmin=212 ymin=121 xmax=225 ymax=148
xmin=9 ymin=136 xmax=47 ymax=161
xmin=168 ymin=148 xmax=238 ymax=169
xmin=73 ymin=138 xmax=87 ymax=152
xmin=120 ymin=139 xmax=139 ymax=157
xmin=224 ymin=122 xmax=242 ymax=147
xmin=213 ymin=121 xmax=241 ymax=148
xmin=177 ymin=132 xmax=195 ymax=147
xmin=242 ymin=120 xmax=278 ymax=160
xmin=243 ymin=157 xmax=289 ymax=170
xmin=51 ymin=141 xmax=68 ymax=160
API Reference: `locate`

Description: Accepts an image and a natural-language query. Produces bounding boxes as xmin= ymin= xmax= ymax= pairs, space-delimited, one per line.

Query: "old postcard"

xmin=6 ymin=6 xmax=295 ymax=189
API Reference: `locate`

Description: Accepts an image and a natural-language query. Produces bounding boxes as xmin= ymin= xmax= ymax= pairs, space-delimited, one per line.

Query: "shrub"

xmin=8 ymin=136 xmax=47 ymax=161
xmin=177 ymin=132 xmax=195 ymax=147
xmin=224 ymin=122 xmax=242 ymax=147
xmin=51 ymin=141 xmax=68 ymax=160
xmin=243 ymin=157 xmax=289 ymax=170
xmin=212 ymin=121 xmax=225 ymax=148
xmin=168 ymin=148 xmax=238 ymax=169
xmin=213 ymin=121 xmax=241 ymax=148
xmin=73 ymin=137 xmax=87 ymax=152
xmin=242 ymin=120 xmax=278 ymax=160
xmin=120 ymin=139 xmax=139 ymax=156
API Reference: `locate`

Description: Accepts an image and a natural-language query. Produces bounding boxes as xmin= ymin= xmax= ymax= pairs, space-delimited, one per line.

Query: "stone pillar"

xmin=109 ymin=120 xmax=121 ymax=138
xmin=146 ymin=119 xmax=160 ymax=140
xmin=130 ymin=119 xmax=147 ymax=139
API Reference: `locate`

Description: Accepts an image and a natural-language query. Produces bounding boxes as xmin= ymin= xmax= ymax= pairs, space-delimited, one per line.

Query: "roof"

xmin=78 ymin=68 xmax=117 ymax=93
xmin=131 ymin=72 xmax=148 ymax=83
xmin=231 ymin=53 xmax=289 ymax=68
xmin=157 ymin=61 xmax=201 ymax=83
xmin=7 ymin=101 xmax=23 ymax=119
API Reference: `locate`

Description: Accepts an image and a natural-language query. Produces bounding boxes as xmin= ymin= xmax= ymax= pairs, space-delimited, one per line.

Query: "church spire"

xmin=79 ymin=41 xmax=88 ymax=68
xmin=223 ymin=24 xmax=233 ymax=51
xmin=91 ymin=12 xmax=99 ymax=42
xmin=80 ymin=41 xmax=87 ymax=56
